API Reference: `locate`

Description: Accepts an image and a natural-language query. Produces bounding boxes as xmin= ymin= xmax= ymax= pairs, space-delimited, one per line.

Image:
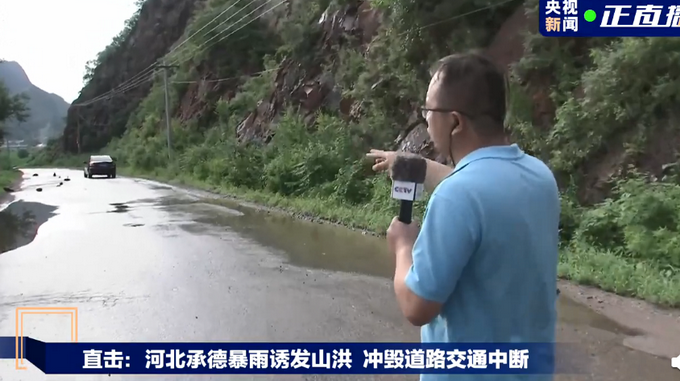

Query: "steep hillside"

xmin=61 ymin=0 xmax=206 ymax=154
xmin=42 ymin=0 xmax=680 ymax=303
xmin=0 ymin=61 xmax=69 ymax=144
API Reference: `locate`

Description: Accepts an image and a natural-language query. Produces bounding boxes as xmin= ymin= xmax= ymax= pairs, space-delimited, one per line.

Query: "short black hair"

xmin=429 ymin=52 xmax=507 ymax=135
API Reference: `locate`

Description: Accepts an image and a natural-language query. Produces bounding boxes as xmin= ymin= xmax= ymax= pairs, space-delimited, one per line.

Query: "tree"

xmin=0 ymin=80 xmax=30 ymax=142
xmin=82 ymin=59 xmax=98 ymax=85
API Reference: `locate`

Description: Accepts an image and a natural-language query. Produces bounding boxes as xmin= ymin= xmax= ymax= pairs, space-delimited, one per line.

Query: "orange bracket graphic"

xmin=15 ymin=307 xmax=78 ymax=370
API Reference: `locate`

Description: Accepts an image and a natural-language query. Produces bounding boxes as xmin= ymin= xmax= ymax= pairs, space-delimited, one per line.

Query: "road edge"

xmin=25 ymin=168 xmax=680 ymax=354
xmin=128 ymin=173 xmax=382 ymax=237
xmin=134 ymin=173 xmax=680 ymax=360
xmin=0 ymin=169 xmax=23 ymax=207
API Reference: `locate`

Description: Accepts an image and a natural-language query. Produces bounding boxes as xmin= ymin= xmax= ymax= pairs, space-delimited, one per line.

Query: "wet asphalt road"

xmin=0 ymin=169 xmax=677 ymax=380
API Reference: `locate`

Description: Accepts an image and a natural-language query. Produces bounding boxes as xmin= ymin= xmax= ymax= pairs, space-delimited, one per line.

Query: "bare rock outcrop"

xmin=235 ymin=1 xmax=383 ymax=143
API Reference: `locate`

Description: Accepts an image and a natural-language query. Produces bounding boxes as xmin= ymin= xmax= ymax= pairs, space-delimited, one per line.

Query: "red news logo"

xmin=393 ymin=186 xmax=413 ymax=194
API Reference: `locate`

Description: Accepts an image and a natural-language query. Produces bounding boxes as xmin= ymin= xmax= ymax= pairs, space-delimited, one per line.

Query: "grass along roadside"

xmin=559 ymin=245 xmax=680 ymax=307
xmin=117 ymin=166 xmax=680 ymax=308
xmin=0 ymin=149 xmax=25 ymax=194
xmin=0 ymin=168 xmax=21 ymax=190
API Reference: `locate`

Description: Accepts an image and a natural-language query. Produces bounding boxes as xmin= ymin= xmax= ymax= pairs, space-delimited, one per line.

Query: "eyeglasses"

xmin=419 ymin=106 xmax=507 ymax=131
xmin=419 ymin=107 xmax=472 ymax=121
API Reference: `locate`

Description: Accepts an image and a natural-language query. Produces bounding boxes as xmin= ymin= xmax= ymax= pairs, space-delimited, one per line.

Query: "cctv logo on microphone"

xmin=391 ymin=181 xmax=424 ymax=201
xmin=672 ymin=354 xmax=680 ymax=371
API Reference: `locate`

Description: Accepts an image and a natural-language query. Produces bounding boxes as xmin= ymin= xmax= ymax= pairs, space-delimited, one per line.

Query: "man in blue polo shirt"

xmin=368 ymin=53 xmax=560 ymax=380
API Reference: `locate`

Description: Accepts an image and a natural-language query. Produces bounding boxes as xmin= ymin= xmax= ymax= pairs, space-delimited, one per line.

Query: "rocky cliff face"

xmin=58 ymin=0 xmax=680 ymax=205
xmin=229 ymin=1 xmax=535 ymax=164
xmin=62 ymin=0 xmax=205 ymax=154
xmin=0 ymin=61 xmax=70 ymax=144
xmin=234 ymin=2 xmax=385 ymax=144
xmin=65 ymin=0 xmax=527 ymax=158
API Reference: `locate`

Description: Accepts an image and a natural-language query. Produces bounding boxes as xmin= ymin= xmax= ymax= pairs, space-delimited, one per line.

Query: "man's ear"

xmin=450 ymin=111 xmax=463 ymax=136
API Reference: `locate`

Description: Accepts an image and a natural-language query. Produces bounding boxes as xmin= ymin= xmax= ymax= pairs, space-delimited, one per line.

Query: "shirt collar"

xmin=450 ymin=144 xmax=524 ymax=176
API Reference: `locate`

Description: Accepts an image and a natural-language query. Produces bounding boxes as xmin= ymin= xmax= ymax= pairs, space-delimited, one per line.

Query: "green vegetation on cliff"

xmin=34 ymin=0 xmax=680 ymax=305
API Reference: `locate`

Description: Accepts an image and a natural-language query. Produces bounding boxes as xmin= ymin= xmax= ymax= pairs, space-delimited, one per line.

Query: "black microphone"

xmin=391 ymin=154 xmax=427 ymax=224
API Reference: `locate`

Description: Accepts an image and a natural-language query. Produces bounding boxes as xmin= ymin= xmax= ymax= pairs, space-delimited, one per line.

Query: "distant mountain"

xmin=0 ymin=61 xmax=69 ymax=145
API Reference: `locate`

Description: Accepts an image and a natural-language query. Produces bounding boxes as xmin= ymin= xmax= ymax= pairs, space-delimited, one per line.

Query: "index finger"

xmin=365 ymin=149 xmax=386 ymax=158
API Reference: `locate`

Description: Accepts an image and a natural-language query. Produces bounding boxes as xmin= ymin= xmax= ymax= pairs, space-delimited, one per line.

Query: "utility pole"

xmin=157 ymin=61 xmax=179 ymax=161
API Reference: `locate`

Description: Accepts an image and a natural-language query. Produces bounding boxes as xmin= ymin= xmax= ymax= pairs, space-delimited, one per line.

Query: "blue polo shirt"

xmin=404 ymin=144 xmax=559 ymax=381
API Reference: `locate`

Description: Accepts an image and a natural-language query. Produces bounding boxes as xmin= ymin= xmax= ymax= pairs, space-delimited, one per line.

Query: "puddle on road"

xmin=0 ymin=189 xmax=655 ymax=371
xmin=0 ymin=201 xmax=57 ymax=254
xmin=108 ymin=203 xmax=131 ymax=213
xmin=148 ymin=184 xmax=173 ymax=191
xmin=156 ymin=196 xmax=644 ymax=341
xmin=168 ymin=199 xmax=394 ymax=278
xmin=557 ymin=296 xmax=642 ymax=336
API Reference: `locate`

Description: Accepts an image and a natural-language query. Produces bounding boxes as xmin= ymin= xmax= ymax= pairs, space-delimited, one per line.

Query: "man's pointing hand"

xmin=366 ymin=149 xmax=397 ymax=173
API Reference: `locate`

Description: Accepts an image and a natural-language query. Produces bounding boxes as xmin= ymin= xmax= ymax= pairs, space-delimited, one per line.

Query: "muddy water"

xmin=115 ymin=195 xmax=395 ymax=277
xmin=0 ymin=201 xmax=57 ymax=254
xmin=1 ymin=191 xmax=675 ymax=379
xmin=162 ymin=197 xmax=625 ymax=328
xmin=153 ymin=196 xmax=677 ymax=379
xmin=186 ymin=201 xmax=394 ymax=278
xmin=0 ymin=195 xmax=668 ymax=339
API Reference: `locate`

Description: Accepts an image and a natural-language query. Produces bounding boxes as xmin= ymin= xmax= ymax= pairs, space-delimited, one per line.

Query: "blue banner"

xmin=539 ymin=0 xmax=680 ymax=37
xmin=0 ymin=337 xmax=560 ymax=375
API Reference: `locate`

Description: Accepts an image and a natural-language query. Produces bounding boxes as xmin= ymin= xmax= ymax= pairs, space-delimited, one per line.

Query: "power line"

xmin=66 ymin=0 xmax=515 ymax=156
xmin=171 ymin=68 xmax=277 ymax=84
xmin=69 ymin=0 xmax=283 ymax=157
xmin=72 ymin=0 xmax=272 ymax=107
xmin=72 ymin=75 xmax=154 ymax=107
xmin=165 ymin=0 xmax=261 ymax=64
xmin=71 ymin=0 xmax=506 ymax=107
xmin=171 ymin=0 xmax=509 ymax=85
xmin=166 ymin=0 xmax=245 ymax=57
xmin=78 ymin=76 xmax=152 ymax=106
xmin=71 ymin=1 xmax=251 ymax=107
xmin=125 ymin=0 xmax=260 ymax=84
xmin=397 ymin=0 xmax=517 ymax=36
xmin=73 ymin=65 xmax=158 ymax=107
xmin=172 ymin=0 xmax=284 ymax=67
xmin=72 ymin=67 xmax=156 ymax=107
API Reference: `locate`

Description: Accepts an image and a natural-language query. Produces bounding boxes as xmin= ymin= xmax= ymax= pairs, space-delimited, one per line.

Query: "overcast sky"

xmin=0 ymin=0 xmax=139 ymax=103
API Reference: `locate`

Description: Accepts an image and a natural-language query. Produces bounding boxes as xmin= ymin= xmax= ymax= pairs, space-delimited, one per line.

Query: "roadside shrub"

xmin=331 ymin=159 xmax=375 ymax=205
xmin=569 ymin=173 xmax=680 ymax=270
xmin=222 ymin=142 xmax=265 ymax=189
xmin=262 ymin=111 xmax=356 ymax=197
xmin=16 ymin=149 xmax=29 ymax=159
